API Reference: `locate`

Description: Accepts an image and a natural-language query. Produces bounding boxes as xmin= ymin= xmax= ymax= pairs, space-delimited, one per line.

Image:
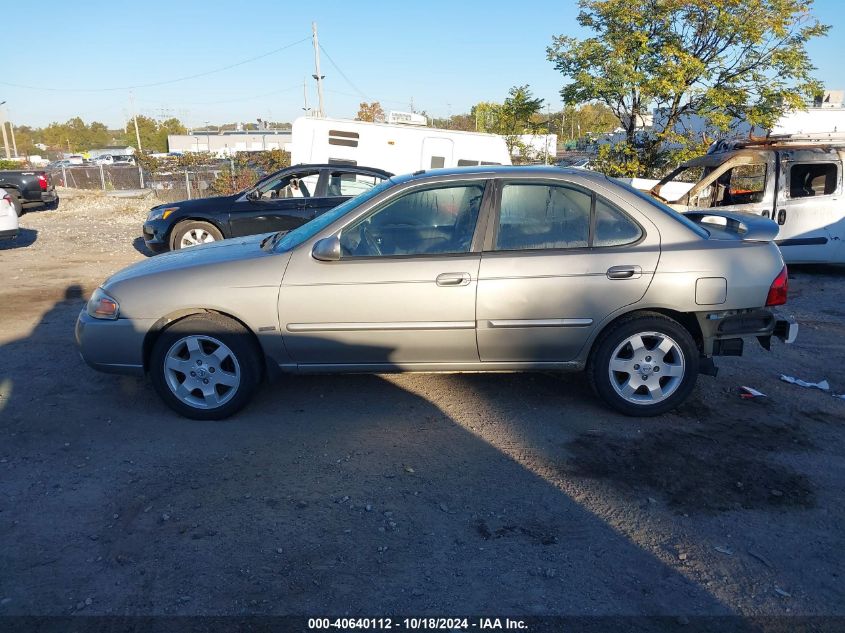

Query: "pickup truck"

xmin=0 ymin=170 xmax=59 ymax=216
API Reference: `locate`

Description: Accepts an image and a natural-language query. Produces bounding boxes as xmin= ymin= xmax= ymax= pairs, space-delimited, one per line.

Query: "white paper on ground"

xmin=780 ymin=375 xmax=830 ymax=391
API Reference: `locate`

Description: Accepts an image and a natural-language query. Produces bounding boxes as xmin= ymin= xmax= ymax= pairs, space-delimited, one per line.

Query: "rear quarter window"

xmin=615 ymin=178 xmax=709 ymax=238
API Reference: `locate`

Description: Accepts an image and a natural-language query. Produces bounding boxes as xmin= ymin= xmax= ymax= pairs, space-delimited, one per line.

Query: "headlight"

xmin=147 ymin=206 xmax=179 ymax=221
xmin=86 ymin=288 xmax=120 ymax=320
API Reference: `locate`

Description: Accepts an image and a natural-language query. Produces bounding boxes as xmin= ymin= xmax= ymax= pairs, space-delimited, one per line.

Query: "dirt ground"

xmin=0 ymin=190 xmax=844 ymax=623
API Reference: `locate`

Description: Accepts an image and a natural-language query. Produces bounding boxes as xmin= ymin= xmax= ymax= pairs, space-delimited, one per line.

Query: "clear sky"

xmin=3 ymin=0 xmax=843 ymax=129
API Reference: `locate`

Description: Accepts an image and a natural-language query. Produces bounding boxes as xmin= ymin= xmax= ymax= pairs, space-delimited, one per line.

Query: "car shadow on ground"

xmin=443 ymin=373 xmax=816 ymax=515
xmin=0 ymin=229 xmax=37 ymax=250
xmin=0 ymin=290 xmax=814 ymax=627
xmin=132 ymin=236 xmax=155 ymax=257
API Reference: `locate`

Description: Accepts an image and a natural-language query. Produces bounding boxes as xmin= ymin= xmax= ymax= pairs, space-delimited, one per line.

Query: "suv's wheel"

xmin=171 ymin=221 xmax=223 ymax=250
xmin=149 ymin=315 xmax=262 ymax=420
xmin=588 ymin=313 xmax=699 ymax=416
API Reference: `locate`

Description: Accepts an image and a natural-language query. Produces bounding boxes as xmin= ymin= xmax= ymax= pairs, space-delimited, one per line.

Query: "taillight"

xmin=37 ymin=174 xmax=48 ymax=191
xmin=2 ymin=194 xmax=10 ymax=204
xmin=766 ymin=265 xmax=788 ymax=306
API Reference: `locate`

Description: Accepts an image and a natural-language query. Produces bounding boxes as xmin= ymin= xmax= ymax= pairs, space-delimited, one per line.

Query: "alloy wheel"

xmin=607 ymin=331 xmax=685 ymax=405
xmin=180 ymin=228 xmax=216 ymax=248
xmin=163 ymin=335 xmax=241 ymax=409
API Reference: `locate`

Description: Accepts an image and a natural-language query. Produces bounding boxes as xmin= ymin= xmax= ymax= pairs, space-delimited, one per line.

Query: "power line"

xmin=0 ymin=37 xmax=310 ymax=93
xmin=318 ymin=44 xmax=370 ymax=101
xmin=144 ymin=84 xmax=303 ymax=107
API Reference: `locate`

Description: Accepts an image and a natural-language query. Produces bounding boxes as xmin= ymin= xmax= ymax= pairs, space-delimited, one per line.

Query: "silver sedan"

xmin=76 ymin=166 xmax=797 ymax=419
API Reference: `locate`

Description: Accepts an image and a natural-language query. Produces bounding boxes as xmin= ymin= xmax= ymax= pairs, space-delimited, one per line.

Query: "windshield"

xmin=272 ymin=178 xmax=397 ymax=252
xmin=611 ymin=177 xmax=710 ymax=238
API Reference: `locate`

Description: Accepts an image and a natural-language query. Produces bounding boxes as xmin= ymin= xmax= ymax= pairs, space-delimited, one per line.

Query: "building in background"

xmin=168 ymin=130 xmax=292 ymax=157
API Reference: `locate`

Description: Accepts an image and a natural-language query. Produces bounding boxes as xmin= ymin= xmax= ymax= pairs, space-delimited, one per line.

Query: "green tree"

xmin=123 ymin=116 xmax=187 ymax=153
xmin=547 ymin=0 xmax=829 ymax=175
xmin=499 ymin=85 xmax=545 ymax=159
xmin=470 ymin=102 xmax=502 ymax=133
xmin=39 ymin=117 xmax=114 ymax=153
xmin=355 ymin=102 xmax=385 ymax=122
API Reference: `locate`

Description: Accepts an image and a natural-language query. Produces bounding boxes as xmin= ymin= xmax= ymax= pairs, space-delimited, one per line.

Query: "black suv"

xmin=143 ymin=164 xmax=392 ymax=253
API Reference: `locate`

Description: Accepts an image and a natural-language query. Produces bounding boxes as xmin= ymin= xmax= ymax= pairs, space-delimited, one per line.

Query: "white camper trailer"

xmin=290 ymin=116 xmax=511 ymax=175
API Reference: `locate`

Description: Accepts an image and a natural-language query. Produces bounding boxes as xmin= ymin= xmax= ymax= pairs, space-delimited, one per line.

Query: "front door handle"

xmin=606 ymin=265 xmax=642 ymax=280
xmin=436 ymin=272 xmax=471 ymax=287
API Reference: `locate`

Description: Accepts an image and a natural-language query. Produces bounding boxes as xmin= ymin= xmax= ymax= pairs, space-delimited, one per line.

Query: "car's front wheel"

xmin=588 ymin=313 xmax=699 ymax=416
xmin=171 ymin=220 xmax=223 ymax=250
xmin=149 ymin=315 xmax=262 ymax=420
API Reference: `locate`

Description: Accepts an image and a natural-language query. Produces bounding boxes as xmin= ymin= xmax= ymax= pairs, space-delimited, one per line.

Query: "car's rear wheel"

xmin=588 ymin=313 xmax=699 ymax=416
xmin=171 ymin=221 xmax=223 ymax=250
xmin=149 ymin=315 xmax=262 ymax=420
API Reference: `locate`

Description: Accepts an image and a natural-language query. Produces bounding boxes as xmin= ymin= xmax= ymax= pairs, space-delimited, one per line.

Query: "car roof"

xmin=290 ymin=163 xmax=393 ymax=176
xmin=392 ymin=165 xmax=611 ymax=185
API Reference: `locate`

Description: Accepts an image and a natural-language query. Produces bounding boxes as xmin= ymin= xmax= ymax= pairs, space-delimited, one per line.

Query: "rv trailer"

xmin=291 ymin=116 xmax=511 ymax=176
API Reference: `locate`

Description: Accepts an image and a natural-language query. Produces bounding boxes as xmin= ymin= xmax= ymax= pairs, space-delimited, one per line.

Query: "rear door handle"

xmin=777 ymin=209 xmax=786 ymax=225
xmin=436 ymin=272 xmax=471 ymax=287
xmin=606 ymin=265 xmax=642 ymax=280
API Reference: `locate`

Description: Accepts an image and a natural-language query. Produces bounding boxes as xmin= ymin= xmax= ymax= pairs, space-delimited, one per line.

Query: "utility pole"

xmin=129 ymin=91 xmax=142 ymax=153
xmin=311 ymin=22 xmax=325 ymax=118
xmin=302 ymin=77 xmax=311 ymax=115
xmin=9 ymin=119 xmax=17 ymax=157
xmin=544 ymin=103 xmax=551 ymax=164
xmin=0 ymin=101 xmax=10 ymax=160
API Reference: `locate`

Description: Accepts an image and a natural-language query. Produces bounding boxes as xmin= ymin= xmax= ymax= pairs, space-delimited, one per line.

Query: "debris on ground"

xmin=738 ymin=386 xmax=767 ymax=399
xmin=714 ymin=546 xmax=734 ymax=555
xmin=780 ymin=375 xmax=830 ymax=391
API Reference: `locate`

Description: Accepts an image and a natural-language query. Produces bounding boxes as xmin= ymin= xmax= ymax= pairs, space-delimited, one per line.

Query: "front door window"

xmin=255 ymin=171 xmax=320 ymax=200
xmin=339 ymin=184 xmax=485 ymax=257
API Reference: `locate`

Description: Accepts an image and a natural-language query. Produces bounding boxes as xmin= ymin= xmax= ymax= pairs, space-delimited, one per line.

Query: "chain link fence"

xmin=48 ymin=164 xmax=227 ymax=203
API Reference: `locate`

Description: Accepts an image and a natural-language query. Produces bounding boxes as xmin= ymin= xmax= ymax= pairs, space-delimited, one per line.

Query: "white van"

xmin=651 ymin=134 xmax=845 ymax=264
xmin=290 ymin=116 xmax=511 ymax=175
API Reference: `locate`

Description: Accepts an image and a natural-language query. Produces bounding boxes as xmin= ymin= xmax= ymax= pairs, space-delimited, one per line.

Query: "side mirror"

xmin=312 ymin=236 xmax=341 ymax=261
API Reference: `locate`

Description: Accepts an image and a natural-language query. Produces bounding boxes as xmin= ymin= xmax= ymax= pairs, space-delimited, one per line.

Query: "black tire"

xmin=43 ymin=197 xmax=60 ymax=211
xmin=588 ymin=312 xmax=699 ymax=417
xmin=149 ymin=314 xmax=263 ymax=420
xmin=170 ymin=220 xmax=223 ymax=250
xmin=9 ymin=193 xmax=23 ymax=217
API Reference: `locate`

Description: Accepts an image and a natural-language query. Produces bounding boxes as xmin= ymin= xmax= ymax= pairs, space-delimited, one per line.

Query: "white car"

xmin=0 ymin=188 xmax=19 ymax=240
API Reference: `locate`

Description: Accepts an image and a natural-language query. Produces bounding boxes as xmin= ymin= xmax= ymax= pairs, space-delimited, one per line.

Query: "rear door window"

xmin=495 ymin=184 xmax=591 ymax=250
xmin=326 ymin=171 xmax=387 ymax=198
xmin=494 ymin=182 xmax=644 ymax=250
xmin=788 ymin=162 xmax=839 ymax=198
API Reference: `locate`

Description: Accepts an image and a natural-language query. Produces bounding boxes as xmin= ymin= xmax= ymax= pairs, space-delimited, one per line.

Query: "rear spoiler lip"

xmin=683 ymin=210 xmax=780 ymax=242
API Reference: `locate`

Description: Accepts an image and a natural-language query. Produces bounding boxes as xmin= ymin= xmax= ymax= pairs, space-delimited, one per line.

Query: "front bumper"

xmin=142 ymin=219 xmax=170 ymax=254
xmin=0 ymin=228 xmax=18 ymax=240
xmin=75 ymin=310 xmax=154 ymax=376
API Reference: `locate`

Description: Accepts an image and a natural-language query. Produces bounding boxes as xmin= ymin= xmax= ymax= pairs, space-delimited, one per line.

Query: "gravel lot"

xmin=1 ymin=190 xmax=844 ymax=622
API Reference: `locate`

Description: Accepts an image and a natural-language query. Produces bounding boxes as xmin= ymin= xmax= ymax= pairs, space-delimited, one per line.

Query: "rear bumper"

xmin=698 ymin=309 xmax=798 ymax=356
xmin=773 ymin=314 xmax=798 ymax=344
